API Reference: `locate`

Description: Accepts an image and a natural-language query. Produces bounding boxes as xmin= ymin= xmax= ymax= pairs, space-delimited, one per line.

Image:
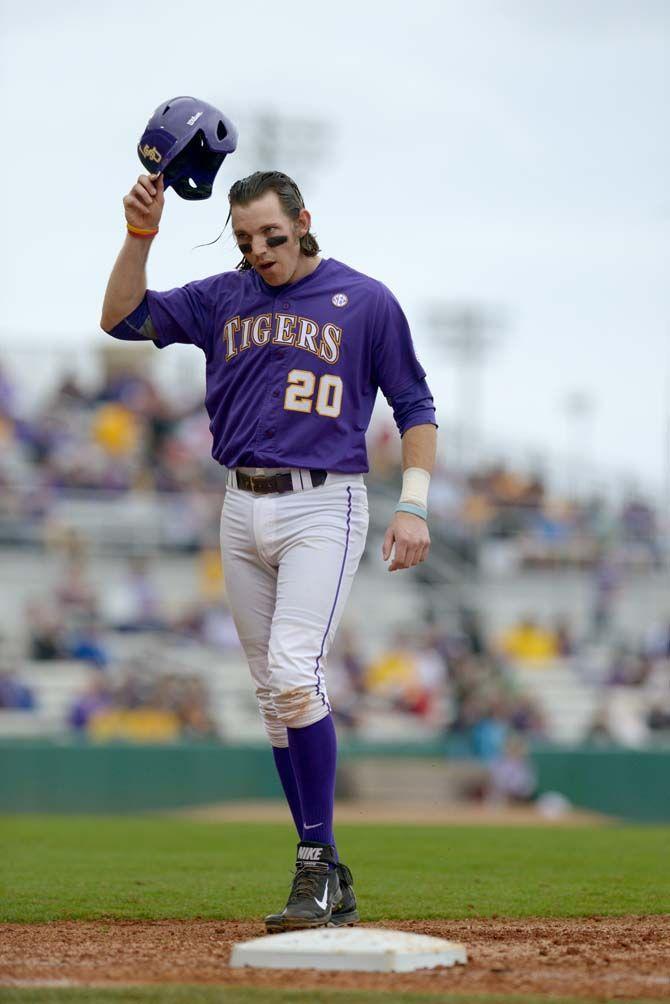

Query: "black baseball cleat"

xmin=265 ymin=841 xmax=353 ymax=932
xmin=264 ymin=861 xmax=359 ymax=932
xmin=329 ymin=862 xmax=360 ymax=927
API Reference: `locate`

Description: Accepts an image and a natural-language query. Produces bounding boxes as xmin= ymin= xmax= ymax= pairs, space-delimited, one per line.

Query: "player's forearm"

xmin=401 ymin=423 xmax=437 ymax=474
xmin=100 ymin=236 xmax=154 ymax=332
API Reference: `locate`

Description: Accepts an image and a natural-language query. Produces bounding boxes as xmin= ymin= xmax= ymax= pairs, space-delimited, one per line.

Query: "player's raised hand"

xmin=123 ymin=173 xmax=165 ymax=230
xmin=382 ymin=512 xmax=431 ymax=573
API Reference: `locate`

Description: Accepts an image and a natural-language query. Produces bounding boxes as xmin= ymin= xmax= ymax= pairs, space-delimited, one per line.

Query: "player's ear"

xmin=296 ymin=207 xmax=311 ymax=239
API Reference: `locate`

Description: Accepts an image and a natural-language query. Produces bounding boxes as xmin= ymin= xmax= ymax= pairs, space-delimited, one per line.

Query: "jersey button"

xmin=282 ymin=301 xmax=290 ymax=309
xmin=272 ymin=390 xmax=280 ymax=398
xmin=265 ymin=429 xmax=274 ymax=438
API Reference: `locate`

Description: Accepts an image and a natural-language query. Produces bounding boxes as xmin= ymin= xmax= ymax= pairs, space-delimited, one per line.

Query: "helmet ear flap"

xmin=161 ymin=130 xmax=226 ymax=200
xmin=172 ymin=176 xmax=215 ymax=200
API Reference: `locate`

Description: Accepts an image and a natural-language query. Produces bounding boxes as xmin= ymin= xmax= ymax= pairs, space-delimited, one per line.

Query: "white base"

xmin=230 ymin=927 xmax=468 ymax=973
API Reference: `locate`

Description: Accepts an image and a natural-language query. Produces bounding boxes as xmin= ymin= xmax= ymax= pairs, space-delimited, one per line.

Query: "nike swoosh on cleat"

xmin=314 ymin=891 xmax=329 ymax=910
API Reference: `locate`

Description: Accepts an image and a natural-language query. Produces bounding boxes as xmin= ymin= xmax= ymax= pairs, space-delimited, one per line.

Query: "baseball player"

xmin=101 ymin=161 xmax=437 ymax=931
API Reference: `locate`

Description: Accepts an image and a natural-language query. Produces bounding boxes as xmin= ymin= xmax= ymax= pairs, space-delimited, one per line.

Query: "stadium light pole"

xmin=663 ymin=364 xmax=670 ymax=557
xmin=562 ymin=390 xmax=595 ymax=502
xmin=238 ymin=109 xmax=330 ymax=185
xmin=425 ymin=304 xmax=501 ymax=472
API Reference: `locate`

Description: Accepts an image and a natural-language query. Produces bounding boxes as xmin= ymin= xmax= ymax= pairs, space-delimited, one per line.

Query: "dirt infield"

xmin=176 ymin=799 xmax=610 ymax=826
xmin=1 ymin=916 xmax=669 ymax=998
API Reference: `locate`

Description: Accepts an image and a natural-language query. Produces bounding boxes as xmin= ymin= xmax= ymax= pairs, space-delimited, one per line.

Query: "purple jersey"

xmin=146 ymin=257 xmax=428 ymax=472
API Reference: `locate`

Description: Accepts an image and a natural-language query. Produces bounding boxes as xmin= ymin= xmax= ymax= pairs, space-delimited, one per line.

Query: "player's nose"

xmin=251 ymin=235 xmax=269 ymax=257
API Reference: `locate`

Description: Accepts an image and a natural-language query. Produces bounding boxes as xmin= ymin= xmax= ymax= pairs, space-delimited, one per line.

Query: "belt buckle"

xmin=249 ymin=474 xmax=266 ymax=495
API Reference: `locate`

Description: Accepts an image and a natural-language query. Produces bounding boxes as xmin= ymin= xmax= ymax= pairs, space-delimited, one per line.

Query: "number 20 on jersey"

xmin=284 ymin=369 xmax=343 ymax=418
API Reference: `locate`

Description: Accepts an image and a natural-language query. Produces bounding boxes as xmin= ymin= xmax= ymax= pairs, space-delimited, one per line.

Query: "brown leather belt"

xmin=235 ymin=469 xmax=328 ymax=494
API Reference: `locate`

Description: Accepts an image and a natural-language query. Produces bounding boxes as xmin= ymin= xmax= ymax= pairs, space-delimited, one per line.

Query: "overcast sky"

xmin=1 ymin=0 xmax=668 ymax=497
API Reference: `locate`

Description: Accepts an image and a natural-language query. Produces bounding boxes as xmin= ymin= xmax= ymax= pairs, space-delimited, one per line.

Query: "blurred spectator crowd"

xmin=0 ymin=356 xmax=668 ymax=761
xmin=67 ymin=662 xmax=218 ymax=742
xmin=318 ymin=594 xmax=670 ymax=764
xmin=0 ymin=359 xmax=665 ymax=567
xmin=1 ymin=545 xmax=668 ymax=755
xmin=0 ymin=532 xmax=237 ymax=741
xmin=368 ymin=422 xmax=664 ymax=570
xmin=328 ymin=615 xmax=547 ymax=757
xmin=0 ymin=358 xmax=224 ymax=550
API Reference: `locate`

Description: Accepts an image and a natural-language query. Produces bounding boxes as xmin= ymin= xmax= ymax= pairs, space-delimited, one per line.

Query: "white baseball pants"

xmin=219 ymin=471 xmax=369 ymax=746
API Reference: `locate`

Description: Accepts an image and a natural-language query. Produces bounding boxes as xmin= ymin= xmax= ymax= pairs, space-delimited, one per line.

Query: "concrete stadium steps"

xmin=515 ymin=662 xmax=654 ymax=745
xmin=0 ymin=709 xmax=50 ymax=737
xmin=511 ymin=662 xmax=600 ymax=743
xmin=345 ymin=548 xmax=425 ymax=651
xmin=353 ymin=709 xmax=445 ymax=742
xmin=339 ymin=757 xmax=485 ymax=804
xmin=3 ymin=547 xmax=667 ymax=650
xmin=202 ymin=656 xmax=264 ymax=742
xmin=592 ymin=685 xmax=653 ymax=746
xmin=15 ymin=661 xmax=94 ymax=733
xmin=475 ymin=568 xmax=670 ymax=642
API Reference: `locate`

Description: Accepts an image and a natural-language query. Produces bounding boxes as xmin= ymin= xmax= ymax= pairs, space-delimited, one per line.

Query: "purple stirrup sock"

xmin=287 ymin=714 xmax=338 ymax=854
xmin=272 ymin=745 xmax=304 ymax=837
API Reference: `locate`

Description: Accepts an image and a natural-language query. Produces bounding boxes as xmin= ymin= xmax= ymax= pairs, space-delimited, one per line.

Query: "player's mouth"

xmin=257 ymin=261 xmax=276 ymax=274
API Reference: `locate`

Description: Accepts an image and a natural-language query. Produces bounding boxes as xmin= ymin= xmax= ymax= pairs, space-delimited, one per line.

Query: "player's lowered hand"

xmin=382 ymin=512 xmax=430 ymax=572
xmin=123 ymin=173 xmax=165 ymax=230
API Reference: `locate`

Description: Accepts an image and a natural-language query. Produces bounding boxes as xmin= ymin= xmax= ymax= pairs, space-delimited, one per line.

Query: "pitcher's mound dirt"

xmin=1 ymin=916 xmax=669 ymax=998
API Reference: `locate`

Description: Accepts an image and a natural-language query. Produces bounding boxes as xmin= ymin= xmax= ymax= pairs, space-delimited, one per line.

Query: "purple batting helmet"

xmin=137 ymin=96 xmax=238 ymax=200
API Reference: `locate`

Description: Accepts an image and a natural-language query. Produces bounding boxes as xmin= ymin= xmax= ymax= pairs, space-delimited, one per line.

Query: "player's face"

xmin=231 ymin=191 xmax=310 ymax=286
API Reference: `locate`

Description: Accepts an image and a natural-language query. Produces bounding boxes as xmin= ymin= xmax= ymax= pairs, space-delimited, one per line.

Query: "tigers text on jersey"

xmin=146 ymin=257 xmax=427 ymax=472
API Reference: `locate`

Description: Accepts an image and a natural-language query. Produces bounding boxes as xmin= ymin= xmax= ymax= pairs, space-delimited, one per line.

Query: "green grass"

xmin=1 ymin=816 xmax=668 ymax=924
xmin=0 ymin=993 xmax=665 ymax=1004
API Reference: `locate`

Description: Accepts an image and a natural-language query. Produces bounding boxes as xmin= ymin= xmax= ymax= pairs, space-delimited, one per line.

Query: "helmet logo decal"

xmin=187 ymin=111 xmax=203 ymax=126
xmin=332 ymin=293 xmax=348 ymax=307
xmin=139 ymin=144 xmax=162 ymax=164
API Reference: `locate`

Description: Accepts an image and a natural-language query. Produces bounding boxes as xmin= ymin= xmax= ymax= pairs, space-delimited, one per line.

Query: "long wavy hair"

xmin=227 ymin=171 xmax=320 ymax=271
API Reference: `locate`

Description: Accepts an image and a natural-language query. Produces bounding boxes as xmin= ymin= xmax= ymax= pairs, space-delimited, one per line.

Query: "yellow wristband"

xmin=127 ymin=223 xmax=159 ymax=237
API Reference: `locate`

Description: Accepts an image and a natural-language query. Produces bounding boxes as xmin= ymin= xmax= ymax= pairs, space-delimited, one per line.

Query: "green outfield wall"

xmin=0 ymin=739 xmax=668 ymax=820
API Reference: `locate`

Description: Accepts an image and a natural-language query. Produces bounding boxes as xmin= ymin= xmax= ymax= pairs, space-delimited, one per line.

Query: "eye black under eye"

xmin=238 ymin=242 xmax=252 ymax=254
xmin=266 ymin=235 xmax=288 ymax=248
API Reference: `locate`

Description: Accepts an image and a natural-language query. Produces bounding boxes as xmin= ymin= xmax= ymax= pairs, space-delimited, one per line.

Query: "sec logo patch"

xmin=331 ymin=293 xmax=348 ymax=307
